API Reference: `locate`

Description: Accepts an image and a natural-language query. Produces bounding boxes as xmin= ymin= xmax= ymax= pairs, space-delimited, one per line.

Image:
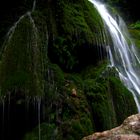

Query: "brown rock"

xmin=113 ymin=134 xmax=140 ymax=140
xmin=71 ymin=88 xmax=77 ymax=97
xmin=82 ymin=114 xmax=140 ymax=140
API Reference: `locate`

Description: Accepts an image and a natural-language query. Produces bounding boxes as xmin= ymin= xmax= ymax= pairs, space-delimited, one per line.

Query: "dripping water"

xmin=1 ymin=0 xmax=37 ymax=58
xmin=7 ymin=92 xmax=11 ymax=131
xmin=2 ymin=96 xmax=5 ymax=138
xmin=0 ymin=0 xmax=41 ymax=139
xmin=27 ymin=11 xmax=38 ymax=49
xmin=89 ymin=0 xmax=140 ymax=111
xmin=37 ymin=97 xmax=41 ymax=140
xmin=32 ymin=0 xmax=36 ymax=12
xmin=0 ymin=14 xmax=26 ymax=58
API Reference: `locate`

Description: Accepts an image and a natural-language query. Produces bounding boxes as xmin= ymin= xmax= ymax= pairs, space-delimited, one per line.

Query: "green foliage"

xmin=81 ymin=61 xmax=107 ymax=79
xmin=48 ymin=63 xmax=65 ymax=87
xmin=130 ymin=21 xmax=140 ymax=29
xmin=24 ymin=123 xmax=57 ymax=140
xmin=129 ymin=28 xmax=140 ymax=50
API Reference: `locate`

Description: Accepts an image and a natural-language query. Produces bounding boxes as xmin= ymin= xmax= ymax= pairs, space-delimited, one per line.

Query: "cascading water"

xmin=89 ymin=0 xmax=140 ymax=112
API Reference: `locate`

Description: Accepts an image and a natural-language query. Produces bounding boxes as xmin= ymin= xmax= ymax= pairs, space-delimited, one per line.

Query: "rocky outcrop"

xmin=82 ymin=114 xmax=140 ymax=140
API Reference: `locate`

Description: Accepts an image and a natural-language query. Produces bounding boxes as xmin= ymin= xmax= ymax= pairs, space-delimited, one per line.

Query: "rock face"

xmin=82 ymin=114 xmax=140 ymax=140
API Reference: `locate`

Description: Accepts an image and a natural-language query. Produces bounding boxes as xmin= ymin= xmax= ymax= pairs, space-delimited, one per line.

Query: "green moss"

xmin=22 ymin=63 xmax=137 ymax=139
xmin=0 ymin=15 xmax=43 ymax=96
xmin=130 ymin=21 xmax=140 ymax=29
xmin=81 ymin=61 xmax=107 ymax=79
xmin=84 ymin=78 xmax=116 ymax=131
xmin=48 ymin=63 xmax=65 ymax=87
xmin=108 ymin=76 xmax=137 ymax=124
xmin=24 ymin=123 xmax=57 ymax=140
xmin=44 ymin=0 xmax=106 ymax=71
xmin=129 ymin=29 xmax=140 ymax=49
xmin=61 ymin=1 xmax=99 ymax=43
xmin=82 ymin=65 xmax=137 ymax=131
xmin=23 ymin=71 xmax=93 ymax=140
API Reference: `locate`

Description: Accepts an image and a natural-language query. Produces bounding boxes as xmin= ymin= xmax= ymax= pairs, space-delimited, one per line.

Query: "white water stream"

xmin=89 ymin=0 xmax=140 ymax=112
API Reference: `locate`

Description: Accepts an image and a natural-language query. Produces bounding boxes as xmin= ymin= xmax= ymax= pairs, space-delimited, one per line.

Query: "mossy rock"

xmin=0 ymin=15 xmax=43 ymax=96
xmin=84 ymin=78 xmax=116 ymax=131
xmin=108 ymin=76 xmax=137 ymax=124
xmin=46 ymin=0 xmax=106 ymax=71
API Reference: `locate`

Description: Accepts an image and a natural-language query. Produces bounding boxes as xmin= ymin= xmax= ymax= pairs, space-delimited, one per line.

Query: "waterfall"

xmin=89 ymin=0 xmax=140 ymax=112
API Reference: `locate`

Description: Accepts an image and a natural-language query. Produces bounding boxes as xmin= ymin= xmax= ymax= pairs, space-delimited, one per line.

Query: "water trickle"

xmin=8 ymin=92 xmax=11 ymax=123
xmin=27 ymin=11 xmax=38 ymax=44
xmin=37 ymin=97 xmax=41 ymax=140
xmin=89 ymin=0 xmax=140 ymax=111
xmin=1 ymin=0 xmax=38 ymax=55
xmin=0 ymin=14 xmax=26 ymax=57
xmin=25 ymin=96 xmax=30 ymax=113
xmin=1 ymin=96 xmax=5 ymax=133
xmin=32 ymin=0 xmax=36 ymax=12
xmin=1 ymin=12 xmax=38 ymax=59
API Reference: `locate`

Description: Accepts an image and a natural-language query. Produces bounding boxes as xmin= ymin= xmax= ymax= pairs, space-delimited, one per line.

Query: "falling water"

xmin=89 ymin=0 xmax=140 ymax=112
xmin=27 ymin=11 xmax=38 ymax=46
xmin=37 ymin=97 xmax=41 ymax=140
xmin=2 ymin=96 xmax=5 ymax=137
xmin=32 ymin=0 xmax=36 ymax=12
xmin=0 ymin=14 xmax=26 ymax=57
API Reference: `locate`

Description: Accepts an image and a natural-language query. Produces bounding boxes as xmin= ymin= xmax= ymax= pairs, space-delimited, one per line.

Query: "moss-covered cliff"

xmin=0 ymin=0 xmax=137 ymax=140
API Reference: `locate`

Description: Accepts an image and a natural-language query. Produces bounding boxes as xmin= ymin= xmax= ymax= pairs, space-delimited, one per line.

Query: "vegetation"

xmin=22 ymin=63 xmax=137 ymax=140
xmin=0 ymin=15 xmax=43 ymax=96
xmin=0 ymin=0 xmax=138 ymax=140
xmin=129 ymin=22 xmax=140 ymax=50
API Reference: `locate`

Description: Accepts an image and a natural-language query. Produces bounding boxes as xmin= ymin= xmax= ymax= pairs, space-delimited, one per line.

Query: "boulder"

xmin=82 ymin=114 xmax=140 ymax=140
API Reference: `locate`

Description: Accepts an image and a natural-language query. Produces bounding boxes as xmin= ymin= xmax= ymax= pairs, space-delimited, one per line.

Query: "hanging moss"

xmin=84 ymin=78 xmax=116 ymax=131
xmin=0 ymin=15 xmax=43 ymax=96
xmin=108 ymin=76 xmax=137 ymax=124
xmin=45 ymin=0 xmax=106 ymax=71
